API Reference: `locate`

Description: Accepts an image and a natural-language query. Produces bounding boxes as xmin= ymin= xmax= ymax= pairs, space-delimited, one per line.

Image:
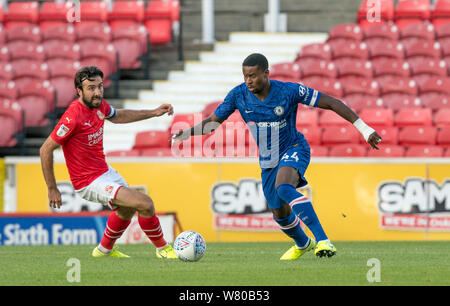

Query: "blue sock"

xmin=276 ymin=183 xmax=328 ymax=242
xmin=274 ymin=211 xmax=310 ymax=248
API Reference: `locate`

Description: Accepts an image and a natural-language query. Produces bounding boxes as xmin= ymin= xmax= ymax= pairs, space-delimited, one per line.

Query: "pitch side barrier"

xmin=2 ymin=156 xmax=450 ymax=245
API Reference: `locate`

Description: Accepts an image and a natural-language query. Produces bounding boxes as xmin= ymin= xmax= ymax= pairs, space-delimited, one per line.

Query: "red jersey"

xmin=50 ymin=99 xmax=117 ymax=190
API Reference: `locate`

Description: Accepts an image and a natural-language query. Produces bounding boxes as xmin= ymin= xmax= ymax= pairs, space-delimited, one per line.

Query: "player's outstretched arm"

xmin=109 ymin=104 xmax=174 ymax=124
xmin=39 ymin=137 xmax=62 ymax=209
xmin=316 ymin=93 xmax=382 ymax=149
xmin=172 ymin=114 xmax=224 ymax=142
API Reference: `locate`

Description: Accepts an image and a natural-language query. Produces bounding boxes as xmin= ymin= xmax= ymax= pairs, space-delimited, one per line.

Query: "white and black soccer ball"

xmin=173 ymin=231 xmax=206 ymax=262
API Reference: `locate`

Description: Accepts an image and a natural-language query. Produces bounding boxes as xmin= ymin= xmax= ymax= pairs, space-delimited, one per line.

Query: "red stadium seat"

xmin=381 ymin=93 xmax=421 ymax=111
xmin=367 ymin=39 xmax=405 ymax=60
xmin=405 ymin=145 xmax=444 ymax=157
xmin=0 ymin=62 xmax=14 ymax=81
xmin=0 ymin=45 xmax=10 ymax=63
xmin=47 ymin=60 xmax=81 ymax=108
xmin=295 ymin=43 xmax=332 ymax=61
xmin=140 ymin=148 xmax=173 ymax=157
xmin=7 ymin=41 xmax=46 ymax=62
xmin=107 ymin=149 xmax=141 ymax=157
xmin=372 ymin=58 xmax=411 ymax=81
xmin=78 ymin=1 xmax=108 ymax=25
xmin=433 ymin=108 xmax=450 ymax=126
xmin=38 ymin=1 xmax=74 ymax=30
xmin=133 ymin=130 xmax=171 ymax=150
xmin=0 ymin=26 xmax=5 ymax=45
xmin=374 ymin=126 xmax=399 ymax=145
xmin=111 ymin=23 xmax=149 ymax=56
xmin=300 ymin=78 xmax=343 ymax=98
xmin=108 ymin=0 xmax=145 ymax=29
xmin=329 ymin=144 xmax=368 ymax=157
xmin=400 ymin=22 xmax=436 ymax=41
xmin=269 ymin=62 xmax=302 ymax=83
xmin=394 ymin=0 xmax=431 ymax=30
xmin=44 ymin=41 xmax=80 ymax=62
xmin=398 ymin=126 xmax=437 ymax=146
xmin=4 ymin=1 xmax=39 ymax=29
xmin=359 ymin=108 xmax=394 ymax=128
xmin=202 ymin=101 xmax=222 ymax=118
xmin=437 ymin=126 xmax=450 ymax=146
xmin=329 ymin=41 xmax=369 ymax=60
xmin=76 ymin=23 xmax=112 ymax=43
xmin=0 ymin=80 xmax=19 ymax=100
xmin=395 ymin=108 xmax=433 ymax=127
xmin=404 ymin=40 xmax=442 ymax=60
xmin=296 ymin=108 xmax=319 ymax=127
xmin=310 ymin=145 xmax=329 ymax=157
xmin=367 ymin=144 xmax=405 ymax=157
xmin=319 ymin=110 xmax=350 ymax=127
xmin=297 ymin=126 xmax=321 ymax=145
xmin=17 ymin=80 xmax=54 ymax=127
xmin=420 ymin=92 xmax=450 ymax=111
xmin=341 ymin=78 xmax=380 ymax=97
xmin=431 ymin=0 xmax=450 ymax=28
xmin=419 ymin=76 xmax=450 ymax=94
xmin=408 ymin=58 xmax=448 ymax=79
xmin=169 ymin=113 xmax=203 ymax=133
xmin=79 ymin=41 xmax=118 ymax=85
xmin=144 ymin=0 xmax=173 ymax=45
xmin=6 ymin=24 xmax=41 ymax=43
xmin=41 ymin=24 xmax=76 ymax=44
xmin=362 ymin=23 xmax=399 ymax=42
xmin=18 ymin=79 xmax=55 ymax=112
xmin=378 ymin=76 xmax=418 ymax=96
xmin=300 ymin=60 xmax=337 ymax=79
xmin=0 ymin=99 xmax=23 ymax=147
xmin=10 ymin=60 xmax=49 ymax=89
xmin=343 ymin=95 xmax=384 ymax=113
xmin=335 ymin=59 xmax=374 ymax=80
xmin=357 ymin=0 xmax=394 ymax=27
xmin=321 ymin=125 xmax=360 ymax=145
xmin=436 ymin=22 xmax=450 ymax=41
xmin=327 ymin=23 xmax=363 ymax=42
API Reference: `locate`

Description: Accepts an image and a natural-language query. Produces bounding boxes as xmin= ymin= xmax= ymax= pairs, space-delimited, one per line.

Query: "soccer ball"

xmin=173 ymin=231 xmax=206 ymax=262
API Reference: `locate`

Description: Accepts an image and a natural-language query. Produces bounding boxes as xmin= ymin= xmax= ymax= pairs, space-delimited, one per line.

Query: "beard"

xmin=82 ymin=95 xmax=103 ymax=109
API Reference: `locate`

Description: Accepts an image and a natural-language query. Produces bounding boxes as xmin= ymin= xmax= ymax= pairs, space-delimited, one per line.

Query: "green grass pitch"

xmin=0 ymin=241 xmax=449 ymax=286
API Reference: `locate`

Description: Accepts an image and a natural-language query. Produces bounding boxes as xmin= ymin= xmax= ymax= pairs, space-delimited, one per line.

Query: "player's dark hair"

xmin=242 ymin=53 xmax=269 ymax=71
xmin=74 ymin=66 xmax=104 ymax=96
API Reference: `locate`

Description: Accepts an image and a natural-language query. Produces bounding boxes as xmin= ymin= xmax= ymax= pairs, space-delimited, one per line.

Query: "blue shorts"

xmin=261 ymin=140 xmax=310 ymax=210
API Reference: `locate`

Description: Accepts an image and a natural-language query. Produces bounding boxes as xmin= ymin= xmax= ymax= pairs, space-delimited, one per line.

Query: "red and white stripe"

xmin=279 ymin=215 xmax=301 ymax=230
xmin=104 ymin=225 xmax=127 ymax=239
xmin=142 ymin=225 xmax=163 ymax=239
xmin=289 ymin=196 xmax=310 ymax=208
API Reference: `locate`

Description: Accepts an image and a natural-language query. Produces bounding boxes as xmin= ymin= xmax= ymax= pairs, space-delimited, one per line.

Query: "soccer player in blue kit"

xmin=173 ymin=53 xmax=382 ymax=260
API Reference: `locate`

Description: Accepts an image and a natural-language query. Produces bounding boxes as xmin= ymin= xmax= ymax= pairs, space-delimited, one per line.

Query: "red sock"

xmin=138 ymin=215 xmax=167 ymax=248
xmin=100 ymin=212 xmax=131 ymax=251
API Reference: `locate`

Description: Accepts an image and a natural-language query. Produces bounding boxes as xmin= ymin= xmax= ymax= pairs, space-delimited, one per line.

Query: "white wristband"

xmin=353 ymin=118 xmax=375 ymax=142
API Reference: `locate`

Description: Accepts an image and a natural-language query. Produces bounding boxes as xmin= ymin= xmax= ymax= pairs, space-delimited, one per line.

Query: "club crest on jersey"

xmin=97 ymin=110 xmax=105 ymax=120
xmin=56 ymin=124 xmax=69 ymax=137
xmin=274 ymin=106 xmax=284 ymax=116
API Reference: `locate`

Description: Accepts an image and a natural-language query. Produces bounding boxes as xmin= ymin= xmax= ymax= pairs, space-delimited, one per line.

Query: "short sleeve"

xmin=214 ymin=89 xmax=237 ymax=121
xmin=290 ymin=82 xmax=321 ymax=107
xmin=50 ymin=114 xmax=77 ymax=145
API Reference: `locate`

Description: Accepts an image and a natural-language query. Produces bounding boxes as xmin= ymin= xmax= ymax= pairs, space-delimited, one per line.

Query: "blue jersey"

xmin=214 ymin=79 xmax=321 ymax=169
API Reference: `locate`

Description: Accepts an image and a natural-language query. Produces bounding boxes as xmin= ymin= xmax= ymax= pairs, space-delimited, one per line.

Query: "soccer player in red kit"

xmin=40 ymin=66 xmax=177 ymax=258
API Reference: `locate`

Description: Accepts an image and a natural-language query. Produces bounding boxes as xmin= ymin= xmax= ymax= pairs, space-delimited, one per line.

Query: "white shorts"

xmin=75 ymin=165 xmax=128 ymax=210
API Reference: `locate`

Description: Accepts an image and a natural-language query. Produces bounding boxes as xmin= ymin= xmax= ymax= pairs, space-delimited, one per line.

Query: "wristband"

xmin=353 ymin=118 xmax=375 ymax=142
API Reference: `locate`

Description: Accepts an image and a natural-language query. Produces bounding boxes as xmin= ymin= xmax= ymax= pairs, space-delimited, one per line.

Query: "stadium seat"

xmin=4 ymin=1 xmax=39 ymax=29
xmin=296 ymin=108 xmax=319 ymax=127
xmin=18 ymin=79 xmax=55 ymax=112
xmin=144 ymin=0 xmax=173 ymax=45
xmin=408 ymin=58 xmax=448 ymax=80
xmin=7 ymin=41 xmax=46 ymax=62
xmin=394 ymin=107 xmax=433 ymax=127
xmin=108 ymin=0 xmax=145 ymax=29
xmin=367 ymin=39 xmax=405 ymax=60
xmin=319 ymin=110 xmax=351 ymax=127
xmin=372 ymin=58 xmax=411 ymax=82
xmin=300 ymin=60 xmax=337 ymax=79
xmin=47 ymin=60 xmax=81 ymax=108
xmin=362 ymin=23 xmax=399 ymax=42
xmin=437 ymin=126 xmax=450 ymax=146
xmin=300 ymin=78 xmax=343 ymax=98
xmin=6 ymin=24 xmax=41 ymax=43
xmin=0 ymin=99 xmax=23 ymax=147
xmin=44 ymin=41 xmax=80 ymax=62
xmin=445 ymin=147 xmax=450 ymax=156
xmin=0 ymin=62 xmax=14 ymax=81
xmin=41 ymin=24 xmax=77 ymax=44
xmin=373 ymin=126 xmax=399 ymax=145
xmin=419 ymin=76 xmax=450 ymax=95
xmin=140 ymin=148 xmax=173 ymax=157
xmin=106 ymin=149 xmax=141 ymax=157
xmin=341 ymin=78 xmax=380 ymax=97
xmin=398 ymin=126 xmax=437 ymax=145
xmin=404 ymin=41 xmax=442 ymax=60
xmin=431 ymin=0 xmax=450 ymax=28
xmin=358 ymin=108 xmax=394 ymax=128
xmin=381 ymin=93 xmax=421 ymax=111
xmin=0 ymin=45 xmax=10 ymax=63
xmin=329 ymin=144 xmax=368 ymax=157
xmin=400 ymin=22 xmax=436 ymax=41
xmin=335 ymin=59 xmax=374 ymax=80
xmin=10 ymin=60 xmax=49 ymax=89
xmin=295 ymin=43 xmax=332 ymax=61
xmin=327 ymin=23 xmax=363 ymax=42
xmin=76 ymin=23 xmax=112 ymax=43
xmin=0 ymin=25 xmax=5 ymax=45
xmin=269 ymin=62 xmax=302 ymax=83
xmin=367 ymin=144 xmax=405 ymax=157
xmin=357 ymin=0 xmax=395 ymax=27
xmin=297 ymin=126 xmax=321 ymax=145
xmin=405 ymin=145 xmax=444 ymax=157
xmin=378 ymin=76 xmax=418 ymax=96
xmin=0 ymin=80 xmax=19 ymax=100
xmin=169 ymin=113 xmax=203 ymax=134
xmin=79 ymin=41 xmax=118 ymax=86
xmin=394 ymin=0 xmax=431 ymax=30
xmin=343 ymin=95 xmax=384 ymax=113
xmin=133 ymin=130 xmax=171 ymax=150
xmin=111 ymin=23 xmax=149 ymax=56
xmin=321 ymin=125 xmax=360 ymax=145
xmin=16 ymin=80 xmax=54 ymax=127
xmin=436 ymin=23 xmax=450 ymax=43
xmin=202 ymin=101 xmax=222 ymax=118
xmin=433 ymin=108 xmax=450 ymax=126
xmin=78 ymin=1 xmax=108 ymax=26
xmin=420 ymin=92 xmax=450 ymax=111
xmin=329 ymin=41 xmax=369 ymax=60
xmin=38 ymin=1 xmax=74 ymax=31
xmin=310 ymin=145 xmax=329 ymax=157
